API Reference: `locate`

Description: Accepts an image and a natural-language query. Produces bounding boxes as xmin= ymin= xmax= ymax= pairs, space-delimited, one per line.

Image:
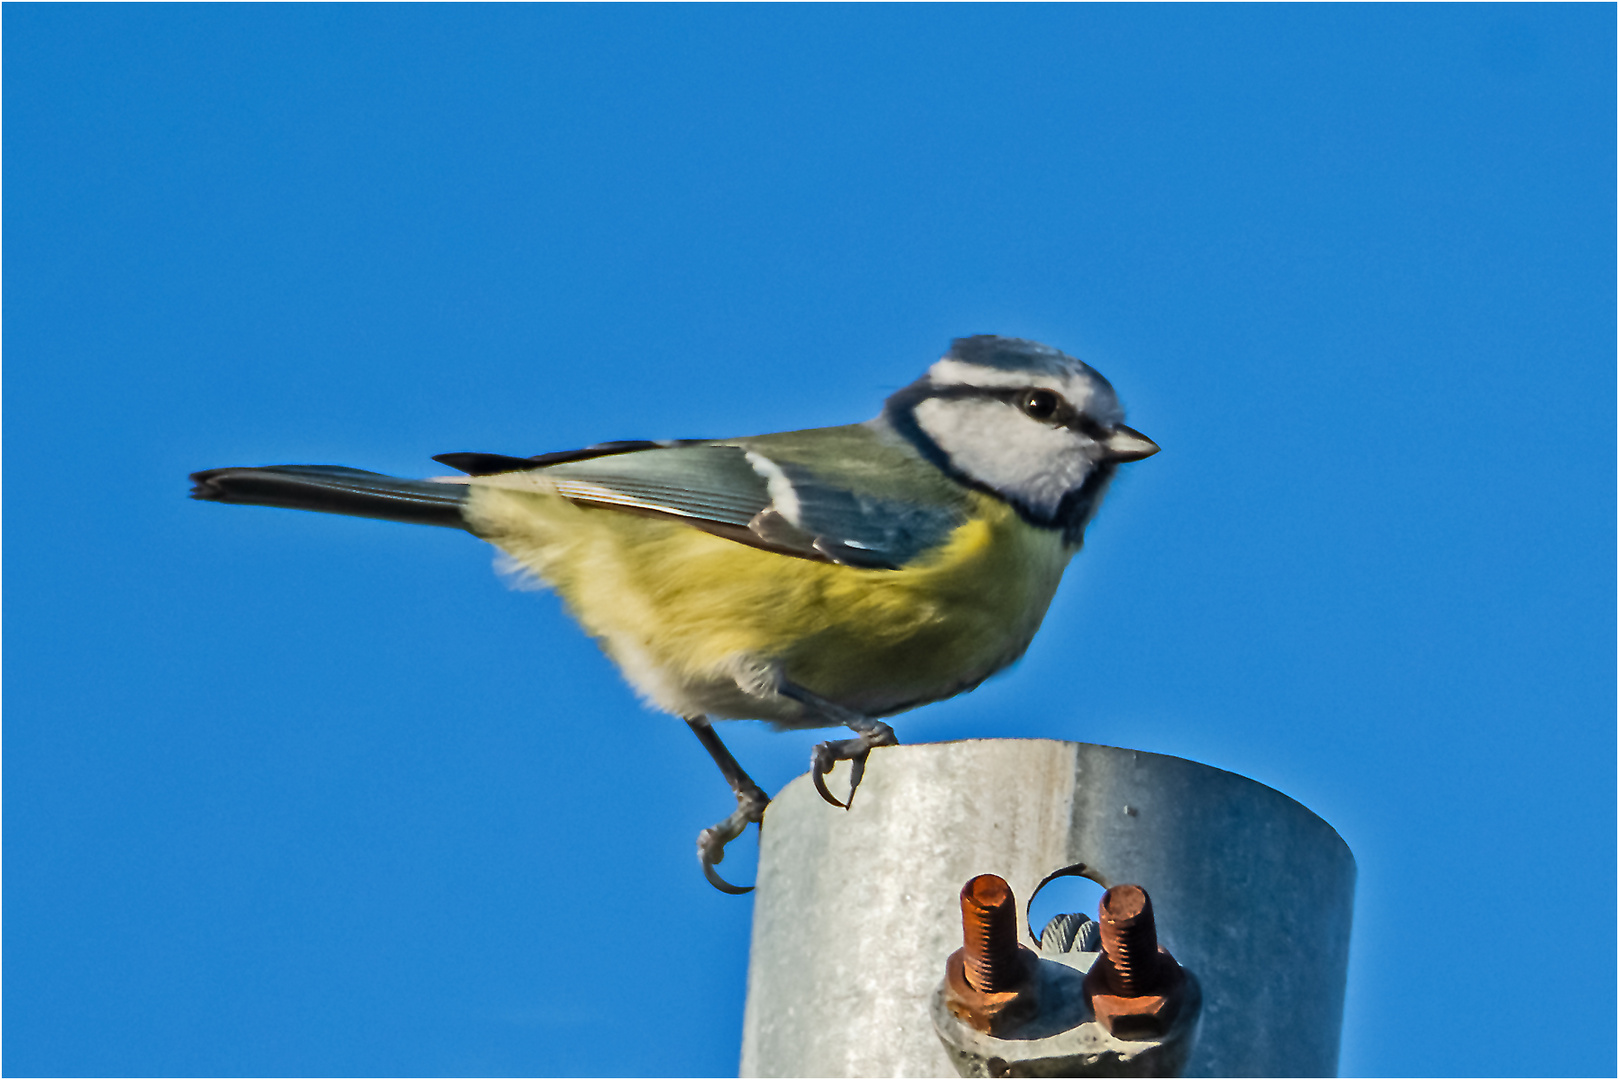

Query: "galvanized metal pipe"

xmin=740 ymin=739 xmax=1354 ymax=1077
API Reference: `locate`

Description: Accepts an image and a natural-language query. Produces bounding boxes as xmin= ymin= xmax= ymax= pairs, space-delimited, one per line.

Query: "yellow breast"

xmin=462 ymin=485 xmax=1073 ymax=725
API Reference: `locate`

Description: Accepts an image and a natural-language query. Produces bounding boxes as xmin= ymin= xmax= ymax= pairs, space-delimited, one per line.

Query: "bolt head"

xmin=1083 ymin=948 xmax=1185 ymax=1039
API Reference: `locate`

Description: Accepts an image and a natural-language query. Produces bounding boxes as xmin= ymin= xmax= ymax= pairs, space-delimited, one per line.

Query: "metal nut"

xmin=942 ymin=945 xmax=1041 ymax=1036
xmin=1084 ymin=950 xmax=1185 ymax=1039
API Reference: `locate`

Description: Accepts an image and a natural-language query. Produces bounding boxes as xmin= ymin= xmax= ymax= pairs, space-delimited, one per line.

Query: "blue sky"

xmin=6 ymin=5 xmax=1612 ymax=1076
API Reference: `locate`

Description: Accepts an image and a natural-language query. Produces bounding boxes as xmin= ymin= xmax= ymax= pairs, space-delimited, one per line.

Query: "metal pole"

xmin=739 ymin=739 xmax=1355 ymax=1077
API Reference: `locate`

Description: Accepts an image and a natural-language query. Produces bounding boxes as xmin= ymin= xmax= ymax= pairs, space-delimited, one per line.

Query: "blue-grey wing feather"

xmin=518 ymin=442 xmax=963 ymax=569
xmin=543 ymin=446 xmax=770 ymax=527
xmin=766 ymin=459 xmax=964 ymax=569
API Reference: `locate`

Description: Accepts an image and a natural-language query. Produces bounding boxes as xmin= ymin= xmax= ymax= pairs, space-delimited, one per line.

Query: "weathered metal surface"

xmin=739 ymin=739 xmax=1354 ymax=1077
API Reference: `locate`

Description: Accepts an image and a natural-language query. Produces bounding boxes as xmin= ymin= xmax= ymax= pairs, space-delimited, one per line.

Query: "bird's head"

xmin=882 ymin=335 xmax=1159 ymax=542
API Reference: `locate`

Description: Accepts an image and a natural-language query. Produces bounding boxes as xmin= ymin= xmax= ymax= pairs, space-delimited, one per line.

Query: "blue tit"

xmin=190 ymin=335 xmax=1158 ymax=892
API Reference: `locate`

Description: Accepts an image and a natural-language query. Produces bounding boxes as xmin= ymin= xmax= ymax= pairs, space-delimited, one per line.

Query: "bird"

xmin=190 ymin=335 xmax=1158 ymax=892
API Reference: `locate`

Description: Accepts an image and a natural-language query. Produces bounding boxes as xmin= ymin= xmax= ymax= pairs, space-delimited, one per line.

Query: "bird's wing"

xmin=436 ymin=429 xmax=968 ymax=570
xmin=434 ymin=440 xmax=708 ymax=477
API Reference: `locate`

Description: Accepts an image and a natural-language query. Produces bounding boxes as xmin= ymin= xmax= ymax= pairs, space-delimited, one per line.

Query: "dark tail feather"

xmin=189 ymin=465 xmax=469 ymax=529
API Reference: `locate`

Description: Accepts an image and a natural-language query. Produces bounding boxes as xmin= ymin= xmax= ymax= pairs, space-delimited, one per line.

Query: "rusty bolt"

xmin=943 ymin=874 xmax=1039 ymax=1035
xmin=1083 ymin=884 xmax=1187 ymax=1039
xmin=1097 ymin=884 xmax=1160 ymax=994
xmin=961 ymin=874 xmax=1021 ymax=991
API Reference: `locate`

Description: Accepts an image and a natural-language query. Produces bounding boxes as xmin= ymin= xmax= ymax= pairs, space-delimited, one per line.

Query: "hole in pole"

xmin=1026 ymin=870 xmax=1107 ymax=948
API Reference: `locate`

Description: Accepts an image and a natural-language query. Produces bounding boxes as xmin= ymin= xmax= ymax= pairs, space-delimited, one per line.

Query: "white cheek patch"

xmin=913 ymin=397 xmax=1096 ymax=518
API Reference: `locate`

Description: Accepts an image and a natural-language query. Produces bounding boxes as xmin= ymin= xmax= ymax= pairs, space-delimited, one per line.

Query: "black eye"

xmin=1019 ymin=388 xmax=1062 ymax=422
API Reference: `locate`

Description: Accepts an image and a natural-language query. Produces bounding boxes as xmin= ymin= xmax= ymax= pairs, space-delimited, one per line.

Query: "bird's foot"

xmin=810 ymin=722 xmax=898 ymax=809
xmin=697 ymin=783 xmax=770 ymax=894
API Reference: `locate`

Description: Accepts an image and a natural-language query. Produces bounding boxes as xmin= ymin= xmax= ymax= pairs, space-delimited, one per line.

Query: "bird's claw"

xmin=810 ymin=739 xmax=866 ymax=808
xmin=697 ymin=785 xmax=769 ymax=894
xmin=810 ymin=723 xmax=898 ymax=809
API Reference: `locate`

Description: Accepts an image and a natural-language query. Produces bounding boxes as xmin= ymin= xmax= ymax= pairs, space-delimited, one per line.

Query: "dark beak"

xmin=1101 ymin=424 xmax=1160 ymax=463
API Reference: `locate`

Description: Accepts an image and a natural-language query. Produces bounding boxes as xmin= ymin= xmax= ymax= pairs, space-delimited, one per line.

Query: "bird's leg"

xmin=776 ymin=682 xmax=898 ymax=810
xmin=685 ymin=716 xmax=770 ymax=895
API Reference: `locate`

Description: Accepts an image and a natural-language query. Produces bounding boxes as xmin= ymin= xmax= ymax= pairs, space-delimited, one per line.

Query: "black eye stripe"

xmin=923 ymin=384 xmax=1108 ymax=438
xmin=1071 ymin=413 xmax=1109 ymax=440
